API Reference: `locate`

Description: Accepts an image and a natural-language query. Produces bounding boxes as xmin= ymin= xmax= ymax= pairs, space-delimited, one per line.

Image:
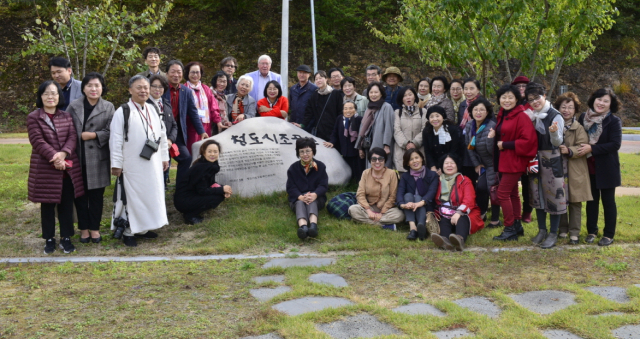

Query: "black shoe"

xmin=123 ymin=235 xmax=137 ymax=247
xmin=135 ymin=231 xmax=158 ymax=239
xmin=91 ymin=236 xmax=102 ymax=244
xmin=184 ymin=217 xmax=202 ymax=225
xmin=44 ymin=238 xmax=56 ymax=254
xmin=585 ymin=234 xmax=597 ymax=244
xmin=540 ymin=232 xmax=558 ymax=249
xmin=79 ymin=237 xmax=91 ymax=244
xmin=406 ymin=230 xmax=418 ymax=241
xmin=531 ymin=229 xmax=548 ymax=245
xmin=514 ymin=219 xmax=525 ymax=236
xmin=297 ymin=225 xmax=308 ymax=240
xmin=417 ymin=224 xmax=426 ymax=240
xmin=486 ymin=220 xmax=503 ymax=228
xmin=59 ymin=237 xmax=76 ymax=254
xmin=569 ymin=237 xmax=579 ymax=245
xmin=449 ymin=234 xmax=465 ymax=251
xmin=493 ymin=227 xmax=519 ymax=241
xmin=308 ymin=223 xmax=318 ymax=238
xmin=598 ymin=237 xmax=614 ymax=246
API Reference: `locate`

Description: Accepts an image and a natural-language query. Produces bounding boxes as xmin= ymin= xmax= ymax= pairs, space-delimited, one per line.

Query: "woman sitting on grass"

xmin=431 ymin=153 xmax=484 ymax=251
xmin=286 ymin=137 xmax=329 ymax=240
xmin=348 ymin=147 xmax=404 ymax=230
xmin=173 ymin=140 xmax=232 ymax=225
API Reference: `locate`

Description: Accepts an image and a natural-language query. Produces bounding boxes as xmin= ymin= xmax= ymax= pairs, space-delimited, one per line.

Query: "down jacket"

xmin=434 ymin=174 xmax=484 ymax=234
xmin=27 ymin=109 xmax=84 ymax=203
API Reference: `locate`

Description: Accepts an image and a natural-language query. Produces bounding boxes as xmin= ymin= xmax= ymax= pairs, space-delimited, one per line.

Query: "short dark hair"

xmin=450 ymin=79 xmax=464 ymax=88
xmin=402 ymin=148 xmax=425 ymax=171
xmin=149 ymin=74 xmax=170 ymax=93
xmin=343 ymin=100 xmax=357 ymax=110
xmin=587 ymin=88 xmax=620 ymax=113
xmin=263 ymin=80 xmax=282 ymax=100
xmin=165 ymin=59 xmax=184 ymax=73
xmin=366 ymin=82 xmax=387 ymax=101
xmin=467 ymin=97 xmax=494 ymax=122
xmin=496 ymin=84 xmax=522 ymax=103
xmin=295 ymin=137 xmax=316 ymax=158
xmin=328 ymin=67 xmax=344 ymax=77
xmin=554 ymin=92 xmax=581 ymax=115
xmin=423 ymin=105 xmax=452 ymax=135
xmin=396 ymin=86 xmax=418 ymax=108
xmin=368 ymin=147 xmax=387 ymax=163
xmin=463 ymin=78 xmax=481 ymax=91
xmin=417 ymin=78 xmax=431 ymax=91
xmin=80 ymin=72 xmax=107 ymax=97
xmin=524 ymin=82 xmax=546 ymax=99
xmin=210 ymin=71 xmax=230 ymax=90
xmin=49 ymin=57 xmax=71 ymax=69
xmin=437 ymin=153 xmax=461 ymax=172
xmin=220 ymin=56 xmax=238 ymax=70
xmin=36 ymin=80 xmax=65 ymax=109
xmin=314 ymin=70 xmax=328 ymax=79
xmin=430 ymin=76 xmax=450 ymax=92
xmin=142 ymin=47 xmax=161 ymax=59
xmin=365 ymin=64 xmax=381 ymax=75
xmin=340 ymin=76 xmax=356 ymax=89
xmin=184 ymin=61 xmax=205 ymax=81
xmin=199 ymin=139 xmax=222 ymax=159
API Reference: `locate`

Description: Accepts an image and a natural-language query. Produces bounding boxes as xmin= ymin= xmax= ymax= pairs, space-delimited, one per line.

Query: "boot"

xmin=514 ymin=219 xmax=525 ymax=236
xmin=531 ymin=229 xmax=548 ymax=245
xmin=540 ymin=232 xmax=558 ymax=249
xmin=431 ymin=233 xmax=454 ymax=250
xmin=493 ymin=226 xmax=519 ymax=241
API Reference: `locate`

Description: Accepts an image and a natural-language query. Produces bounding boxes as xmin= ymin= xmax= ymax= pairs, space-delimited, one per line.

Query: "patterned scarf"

xmin=425 ymin=92 xmax=445 ymax=109
xmin=301 ymin=159 xmax=317 ymax=174
xmin=343 ymin=117 xmax=358 ymax=142
xmin=231 ymin=95 xmax=245 ymax=122
xmin=467 ymin=119 xmax=487 ymax=150
xmin=317 ymin=85 xmax=333 ymax=96
xmin=213 ymin=90 xmax=228 ymax=125
xmin=452 ymin=95 xmax=466 ymax=112
xmin=186 ymin=81 xmax=210 ymax=124
xmin=583 ymin=108 xmax=609 ymax=145
xmin=460 ymin=94 xmax=479 ymax=129
xmin=410 ymin=166 xmax=427 ymax=196
xmin=403 ymin=104 xmax=416 ymax=114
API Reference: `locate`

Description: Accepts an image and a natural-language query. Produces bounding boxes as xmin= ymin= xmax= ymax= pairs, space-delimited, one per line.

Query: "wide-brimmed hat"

xmin=511 ymin=76 xmax=530 ymax=85
xmin=295 ymin=65 xmax=312 ymax=73
xmin=382 ymin=66 xmax=403 ymax=82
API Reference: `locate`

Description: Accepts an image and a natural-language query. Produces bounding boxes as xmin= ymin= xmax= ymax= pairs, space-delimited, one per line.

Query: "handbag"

xmin=327 ymin=192 xmax=357 ymax=219
xmin=311 ymin=91 xmax=333 ymax=136
xmin=169 ymin=143 xmax=180 ymax=158
xmin=490 ymin=173 xmax=500 ymax=206
xmin=426 ymin=211 xmax=440 ymax=235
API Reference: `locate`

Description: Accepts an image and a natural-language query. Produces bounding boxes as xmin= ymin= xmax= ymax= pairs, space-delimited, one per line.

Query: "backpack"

xmin=327 ymin=192 xmax=357 ymax=219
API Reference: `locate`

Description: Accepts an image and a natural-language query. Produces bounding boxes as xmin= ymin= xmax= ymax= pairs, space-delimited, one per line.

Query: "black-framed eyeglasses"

xmin=224 ymin=64 xmax=237 ymax=68
xmin=527 ymin=95 xmax=542 ymax=104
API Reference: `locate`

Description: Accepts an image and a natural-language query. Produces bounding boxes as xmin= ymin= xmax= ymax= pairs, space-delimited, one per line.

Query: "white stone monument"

xmin=191 ymin=117 xmax=351 ymax=197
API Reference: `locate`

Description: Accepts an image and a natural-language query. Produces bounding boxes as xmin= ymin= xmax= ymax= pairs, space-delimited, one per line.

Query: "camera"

xmin=139 ymin=138 xmax=160 ymax=160
xmin=113 ymin=217 xmax=129 ymax=239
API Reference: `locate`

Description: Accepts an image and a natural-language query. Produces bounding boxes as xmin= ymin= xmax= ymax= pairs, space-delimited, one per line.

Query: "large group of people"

xmin=27 ymin=49 xmax=623 ymax=254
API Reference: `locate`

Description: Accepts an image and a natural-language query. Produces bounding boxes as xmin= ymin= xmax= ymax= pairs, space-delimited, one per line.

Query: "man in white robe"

xmin=110 ymin=75 xmax=169 ymax=247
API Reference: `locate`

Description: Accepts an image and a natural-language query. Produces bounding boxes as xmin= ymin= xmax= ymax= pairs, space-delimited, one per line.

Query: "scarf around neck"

xmin=301 ymin=159 xmax=317 ymax=174
xmin=410 ymin=166 xmax=428 ymax=196
xmin=186 ymin=81 xmax=210 ymax=124
xmin=418 ymin=93 xmax=431 ymax=102
xmin=433 ymin=125 xmax=451 ymax=145
xmin=317 ymin=86 xmax=333 ymax=96
xmin=467 ymin=119 xmax=487 ymax=150
xmin=460 ymin=94 xmax=479 ymax=129
xmin=531 ymin=100 xmax=551 ymax=135
xmin=452 ymin=95 xmax=466 ymax=112
xmin=583 ymin=108 xmax=610 ymax=145
xmin=344 ymin=93 xmax=356 ymax=103
xmin=439 ymin=173 xmax=460 ymax=203
xmin=425 ymin=92 xmax=445 ymax=108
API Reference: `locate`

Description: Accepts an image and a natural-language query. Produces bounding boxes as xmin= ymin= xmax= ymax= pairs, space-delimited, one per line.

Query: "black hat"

xmin=296 ymin=65 xmax=312 ymax=73
xmin=426 ymin=105 xmax=447 ymax=119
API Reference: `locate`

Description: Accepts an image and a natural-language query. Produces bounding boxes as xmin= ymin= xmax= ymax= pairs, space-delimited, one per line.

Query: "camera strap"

xmin=133 ymin=100 xmax=157 ymax=141
xmin=112 ymin=175 xmax=129 ymax=219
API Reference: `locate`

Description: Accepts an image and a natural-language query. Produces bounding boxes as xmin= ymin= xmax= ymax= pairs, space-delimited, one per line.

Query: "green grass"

xmin=620 ymin=153 xmax=640 ymax=187
xmin=622 ymin=128 xmax=640 ymax=135
xmin=0 ymin=133 xmax=28 ymax=139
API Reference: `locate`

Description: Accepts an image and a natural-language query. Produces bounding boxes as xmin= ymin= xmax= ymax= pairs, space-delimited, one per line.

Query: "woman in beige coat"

xmin=556 ymin=93 xmax=592 ymax=244
xmin=393 ymin=87 xmax=428 ymax=171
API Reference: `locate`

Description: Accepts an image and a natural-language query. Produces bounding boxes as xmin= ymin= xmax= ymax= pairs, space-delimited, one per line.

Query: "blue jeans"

xmin=402 ymin=193 xmax=426 ymax=226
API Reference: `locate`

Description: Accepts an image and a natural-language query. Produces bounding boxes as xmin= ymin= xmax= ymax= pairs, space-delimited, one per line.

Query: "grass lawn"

xmin=0 ymin=144 xmax=639 ymax=257
xmin=622 ymin=128 xmax=640 ymax=135
xmin=0 ymin=133 xmax=28 ymax=139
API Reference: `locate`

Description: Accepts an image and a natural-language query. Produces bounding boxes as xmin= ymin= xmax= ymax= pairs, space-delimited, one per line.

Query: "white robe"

xmin=110 ymin=100 xmax=169 ymax=234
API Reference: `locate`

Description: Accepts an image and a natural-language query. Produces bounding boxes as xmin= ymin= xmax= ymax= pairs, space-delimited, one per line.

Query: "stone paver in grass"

xmin=316 ymin=313 xmax=402 ymax=338
xmin=453 ymin=296 xmax=501 ymax=318
xmin=612 ymin=324 xmax=640 ymax=339
xmin=249 ymin=286 xmax=292 ymax=302
xmin=542 ymin=329 xmax=584 ymax=339
xmin=308 ymin=273 xmax=348 ymax=287
xmin=392 ymin=303 xmax=446 ymax=317
xmin=262 ymin=257 xmax=336 ymax=269
xmin=432 ymin=328 xmax=472 ymax=339
xmin=509 ymin=290 xmax=576 ymax=315
xmin=239 ymin=334 xmax=283 ymax=339
xmin=252 ymin=275 xmax=285 ymax=283
xmin=272 ymin=297 xmax=354 ymax=316
xmin=585 ymin=286 xmax=630 ymax=303
xmin=592 ymin=312 xmax=626 ymax=317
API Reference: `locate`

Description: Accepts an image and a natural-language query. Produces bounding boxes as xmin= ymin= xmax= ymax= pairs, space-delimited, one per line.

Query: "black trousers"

xmin=586 ymin=174 xmax=617 ymax=238
xmin=41 ymin=176 xmax=75 ymax=239
xmin=461 ymin=166 xmax=478 ymax=187
xmin=74 ymin=187 xmax=105 ymax=231
xmin=438 ymin=215 xmax=471 ymax=241
xmin=520 ymin=173 xmax=533 ymax=215
xmin=345 ymin=155 xmax=364 ymax=184
xmin=177 ymin=194 xmax=225 ymax=220
xmin=476 ymin=172 xmax=500 ymax=222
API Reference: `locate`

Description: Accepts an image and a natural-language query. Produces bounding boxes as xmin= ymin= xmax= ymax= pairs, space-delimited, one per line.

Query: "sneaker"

xmin=44 ymin=238 xmax=56 ymax=254
xmin=382 ymin=224 xmax=397 ymax=231
xmin=59 ymin=237 xmax=76 ymax=254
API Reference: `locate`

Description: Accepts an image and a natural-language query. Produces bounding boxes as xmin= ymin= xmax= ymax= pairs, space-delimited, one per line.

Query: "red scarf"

xmin=459 ymin=94 xmax=479 ymax=129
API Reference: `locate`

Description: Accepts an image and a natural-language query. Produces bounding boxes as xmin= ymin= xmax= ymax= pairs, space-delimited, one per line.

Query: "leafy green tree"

xmin=21 ymin=0 xmax=173 ymax=77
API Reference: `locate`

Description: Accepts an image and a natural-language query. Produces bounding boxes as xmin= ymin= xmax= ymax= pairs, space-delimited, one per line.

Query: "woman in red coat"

xmin=491 ymin=84 xmax=538 ymax=241
xmin=431 ymin=153 xmax=484 ymax=251
xmin=27 ymin=80 xmax=85 ymax=254
xmin=257 ymin=80 xmax=289 ymax=119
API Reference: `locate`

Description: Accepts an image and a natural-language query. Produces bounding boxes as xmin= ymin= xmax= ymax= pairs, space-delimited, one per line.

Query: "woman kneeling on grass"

xmin=174 ymin=140 xmax=232 ymax=225
xmin=431 ymin=153 xmax=484 ymax=251
xmin=286 ymin=137 xmax=329 ymax=240
xmin=348 ymin=147 xmax=404 ymax=230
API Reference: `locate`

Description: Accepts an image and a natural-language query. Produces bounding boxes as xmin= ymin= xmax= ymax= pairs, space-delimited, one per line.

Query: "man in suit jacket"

xmin=162 ymin=60 xmax=208 ymax=186
xmin=137 ymin=46 xmax=166 ymax=78
xmin=49 ymin=57 xmax=82 ymax=111
xmin=244 ymin=55 xmax=282 ymax=103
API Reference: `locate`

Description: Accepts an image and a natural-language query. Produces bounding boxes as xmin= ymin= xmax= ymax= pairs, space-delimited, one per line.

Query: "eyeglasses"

xmin=42 ymin=92 xmax=59 ymax=97
xmin=370 ymin=156 xmax=385 ymax=163
xmin=299 ymin=149 xmax=313 ymax=155
xmin=515 ymin=84 xmax=527 ymax=89
xmin=150 ymin=85 xmax=163 ymax=89
xmin=451 ymin=87 xmax=462 ymax=92
xmin=527 ymin=95 xmax=542 ymax=104
xmin=189 ymin=71 xmax=201 ymax=75
xmin=224 ymin=64 xmax=237 ymax=68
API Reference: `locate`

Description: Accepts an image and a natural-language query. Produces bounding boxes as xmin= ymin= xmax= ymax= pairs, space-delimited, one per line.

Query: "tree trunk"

xmin=481 ymin=59 xmax=487 ymax=94
xmin=102 ymin=29 xmax=123 ymax=76
xmin=504 ymin=52 xmax=512 ymax=83
xmin=63 ymin=1 xmax=80 ymax=77
xmin=81 ymin=8 xmax=89 ymax=78
xmin=526 ymin=0 xmax=550 ymax=79
xmin=548 ymin=56 xmax=567 ymax=100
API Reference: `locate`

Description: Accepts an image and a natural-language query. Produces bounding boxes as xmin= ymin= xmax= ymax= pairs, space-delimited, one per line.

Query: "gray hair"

xmin=257 ymin=55 xmax=272 ymax=65
xmin=129 ymin=75 xmax=150 ymax=88
xmin=237 ymin=75 xmax=254 ymax=92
